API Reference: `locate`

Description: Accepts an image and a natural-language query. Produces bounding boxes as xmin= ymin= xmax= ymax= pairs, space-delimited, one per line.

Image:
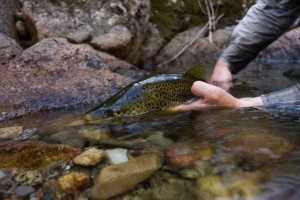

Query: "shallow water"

xmin=1 ymin=62 xmax=300 ymax=199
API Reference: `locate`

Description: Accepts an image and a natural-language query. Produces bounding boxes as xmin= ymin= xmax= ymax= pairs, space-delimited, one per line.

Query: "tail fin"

xmin=184 ymin=63 xmax=206 ymax=81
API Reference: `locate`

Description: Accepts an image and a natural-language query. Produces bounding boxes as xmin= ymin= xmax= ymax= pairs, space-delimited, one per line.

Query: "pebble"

xmin=15 ymin=185 xmax=35 ymax=197
xmin=0 ymin=126 xmax=23 ymax=139
xmin=106 ymin=148 xmax=128 ymax=164
xmin=57 ymin=172 xmax=90 ymax=194
xmin=14 ymin=170 xmax=43 ymax=186
xmin=50 ymin=131 xmax=88 ymax=148
xmin=0 ymin=170 xmax=6 ymax=179
xmin=73 ymin=147 xmax=106 ymax=166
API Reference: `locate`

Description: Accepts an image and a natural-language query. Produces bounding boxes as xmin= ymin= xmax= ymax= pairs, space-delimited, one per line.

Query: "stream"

xmin=0 ymin=61 xmax=300 ymax=199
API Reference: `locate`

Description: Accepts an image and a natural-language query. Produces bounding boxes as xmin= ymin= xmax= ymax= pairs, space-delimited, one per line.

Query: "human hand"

xmin=176 ymin=81 xmax=240 ymax=111
xmin=210 ymin=60 xmax=233 ymax=86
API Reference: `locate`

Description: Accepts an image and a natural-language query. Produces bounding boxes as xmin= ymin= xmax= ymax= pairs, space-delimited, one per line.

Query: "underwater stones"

xmin=224 ymin=129 xmax=294 ymax=165
xmin=196 ymin=171 xmax=267 ymax=200
xmin=0 ymin=126 xmax=23 ymax=139
xmin=78 ymin=127 xmax=110 ymax=145
xmin=167 ymin=142 xmax=214 ymax=168
xmin=91 ymin=154 xmax=161 ymax=199
xmin=73 ymin=148 xmax=106 ymax=167
xmin=57 ymin=172 xmax=90 ymax=194
xmin=14 ymin=170 xmax=43 ymax=186
xmin=0 ymin=140 xmax=80 ymax=171
xmin=15 ymin=185 xmax=36 ymax=197
xmin=50 ymin=130 xmax=88 ymax=148
xmin=106 ymin=148 xmax=129 ymax=164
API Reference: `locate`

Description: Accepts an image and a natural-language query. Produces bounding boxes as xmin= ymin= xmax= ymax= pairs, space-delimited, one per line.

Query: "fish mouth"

xmin=84 ymin=114 xmax=103 ymax=122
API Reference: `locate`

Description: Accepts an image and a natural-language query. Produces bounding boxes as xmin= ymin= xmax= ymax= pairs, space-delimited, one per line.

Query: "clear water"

xmin=1 ymin=62 xmax=300 ymax=199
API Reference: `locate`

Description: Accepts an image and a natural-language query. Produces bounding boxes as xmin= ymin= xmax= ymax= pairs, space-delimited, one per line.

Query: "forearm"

xmin=220 ymin=0 xmax=300 ymax=74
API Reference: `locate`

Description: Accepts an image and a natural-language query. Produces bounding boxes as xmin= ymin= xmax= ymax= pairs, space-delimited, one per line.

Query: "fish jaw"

xmin=84 ymin=106 xmax=112 ymax=121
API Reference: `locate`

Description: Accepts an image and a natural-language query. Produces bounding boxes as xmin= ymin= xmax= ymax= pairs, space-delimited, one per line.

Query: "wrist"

xmin=237 ymin=97 xmax=264 ymax=108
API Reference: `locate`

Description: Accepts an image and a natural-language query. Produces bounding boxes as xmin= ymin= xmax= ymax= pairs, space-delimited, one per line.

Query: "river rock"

xmin=73 ymin=148 xmax=106 ymax=167
xmin=0 ymin=140 xmax=80 ymax=171
xmin=0 ymin=0 xmax=19 ymax=40
xmin=154 ymin=26 xmax=234 ymax=74
xmin=257 ymin=27 xmax=300 ymax=63
xmin=0 ymin=126 xmax=23 ymax=139
xmin=57 ymin=172 xmax=90 ymax=194
xmin=224 ymin=128 xmax=294 ymax=166
xmin=166 ymin=141 xmax=214 ymax=168
xmin=0 ymin=34 xmax=23 ymax=65
xmin=196 ymin=171 xmax=267 ymax=200
xmin=18 ymin=0 xmax=161 ymax=64
xmin=78 ymin=127 xmax=110 ymax=145
xmin=91 ymin=154 xmax=161 ymax=199
xmin=15 ymin=185 xmax=36 ymax=197
xmin=0 ymin=37 xmax=146 ymax=121
xmin=50 ymin=130 xmax=88 ymax=148
xmin=14 ymin=170 xmax=43 ymax=186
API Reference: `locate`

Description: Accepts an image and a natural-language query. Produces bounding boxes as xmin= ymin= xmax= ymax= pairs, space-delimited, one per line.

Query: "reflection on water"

xmin=0 ymin=62 xmax=300 ymax=199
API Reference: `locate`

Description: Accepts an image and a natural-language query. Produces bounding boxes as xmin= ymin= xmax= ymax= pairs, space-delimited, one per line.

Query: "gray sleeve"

xmin=219 ymin=0 xmax=300 ymax=74
xmin=261 ymin=84 xmax=300 ymax=107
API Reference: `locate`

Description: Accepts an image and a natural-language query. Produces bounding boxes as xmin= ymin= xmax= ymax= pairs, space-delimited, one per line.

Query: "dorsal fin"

xmin=184 ymin=63 xmax=206 ymax=81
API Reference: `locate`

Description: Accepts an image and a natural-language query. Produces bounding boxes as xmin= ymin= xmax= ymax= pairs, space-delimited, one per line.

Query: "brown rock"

xmin=73 ymin=148 xmax=106 ymax=167
xmin=224 ymin=128 xmax=294 ymax=164
xmin=0 ymin=126 xmax=23 ymax=139
xmin=91 ymin=154 xmax=161 ymax=199
xmin=0 ymin=0 xmax=19 ymax=40
xmin=167 ymin=142 xmax=214 ymax=168
xmin=0 ymin=140 xmax=80 ymax=171
xmin=0 ymin=37 xmax=146 ymax=121
xmin=57 ymin=172 xmax=90 ymax=194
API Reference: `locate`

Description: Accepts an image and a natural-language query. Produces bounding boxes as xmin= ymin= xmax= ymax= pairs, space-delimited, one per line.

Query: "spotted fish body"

xmin=84 ymin=64 xmax=205 ymax=121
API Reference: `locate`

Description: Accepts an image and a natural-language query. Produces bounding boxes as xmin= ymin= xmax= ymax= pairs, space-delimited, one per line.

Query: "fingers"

xmin=176 ymin=99 xmax=207 ymax=111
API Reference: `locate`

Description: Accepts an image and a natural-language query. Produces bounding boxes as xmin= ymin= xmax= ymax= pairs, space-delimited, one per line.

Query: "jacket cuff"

xmin=261 ymin=84 xmax=300 ymax=107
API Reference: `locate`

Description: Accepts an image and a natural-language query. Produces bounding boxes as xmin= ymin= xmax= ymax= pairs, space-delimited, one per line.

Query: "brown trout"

xmin=84 ymin=64 xmax=205 ymax=121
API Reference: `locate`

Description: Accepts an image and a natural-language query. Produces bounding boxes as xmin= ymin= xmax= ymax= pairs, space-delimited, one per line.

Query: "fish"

xmin=84 ymin=64 xmax=205 ymax=121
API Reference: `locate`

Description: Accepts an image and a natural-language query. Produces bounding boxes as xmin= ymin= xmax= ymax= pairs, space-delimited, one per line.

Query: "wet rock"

xmin=196 ymin=171 xmax=267 ymax=200
xmin=106 ymin=148 xmax=128 ymax=164
xmin=91 ymin=154 xmax=161 ymax=199
xmin=15 ymin=185 xmax=36 ymax=197
xmin=167 ymin=142 xmax=214 ymax=168
xmin=73 ymin=148 xmax=106 ymax=167
xmin=78 ymin=127 xmax=110 ymax=145
xmin=0 ymin=34 xmax=23 ymax=65
xmin=57 ymin=172 xmax=90 ymax=194
xmin=14 ymin=170 xmax=43 ymax=186
xmin=0 ymin=170 xmax=6 ymax=180
xmin=0 ymin=140 xmax=80 ymax=171
xmin=19 ymin=0 xmax=155 ymax=64
xmin=180 ymin=161 xmax=213 ymax=179
xmin=50 ymin=131 xmax=88 ymax=148
xmin=0 ymin=0 xmax=19 ymax=40
xmin=0 ymin=37 xmax=146 ymax=121
xmin=146 ymin=132 xmax=174 ymax=149
xmin=0 ymin=126 xmax=23 ymax=139
xmin=224 ymin=128 xmax=294 ymax=165
xmin=16 ymin=128 xmax=38 ymax=140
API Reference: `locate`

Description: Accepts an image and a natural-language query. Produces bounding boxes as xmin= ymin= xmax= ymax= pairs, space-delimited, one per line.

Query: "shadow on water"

xmin=1 ymin=62 xmax=300 ymax=199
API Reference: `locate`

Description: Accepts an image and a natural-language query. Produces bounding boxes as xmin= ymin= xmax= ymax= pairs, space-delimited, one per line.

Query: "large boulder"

xmin=0 ymin=0 xmax=19 ymax=40
xmin=0 ymin=36 xmax=147 ymax=121
xmin=18 ymin=0 xmax=163 ymax=65
xmin=0 ymin=33 xmax=23 ymax=64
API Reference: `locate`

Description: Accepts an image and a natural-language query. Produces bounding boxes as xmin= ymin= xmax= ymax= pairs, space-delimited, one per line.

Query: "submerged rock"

xmin=0 ymin=126 xmax=23 ymax=139
xmin=167 ymin=141 xmax=214 ymax=168
xmin=224 ymin=128 xmax=294 ymax=166
xmin=73 ymin=147 xmax=106 ymax=167
xmin=0 ymin=37 xmax=146 ymax=121
xmin=91 ymin=154 xmax=161 ymax=199
xmin=0 ymin=140 xmax=80 ymax=171
xmin=106 ymin=148 xmax=129 ymax=164
xmin=57 ymin=172 xmax=90 ymax=194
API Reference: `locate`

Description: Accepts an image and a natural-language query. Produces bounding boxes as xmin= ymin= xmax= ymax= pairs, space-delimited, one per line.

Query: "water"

xmin=0 ymin=62 xmax=300 ymax=199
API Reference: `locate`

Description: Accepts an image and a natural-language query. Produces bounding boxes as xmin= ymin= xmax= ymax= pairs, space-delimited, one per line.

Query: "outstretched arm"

xmin=176 ymin=81 xmax=264 ymax=110
xmin=211 ymin=0 xmax=300 ymax=83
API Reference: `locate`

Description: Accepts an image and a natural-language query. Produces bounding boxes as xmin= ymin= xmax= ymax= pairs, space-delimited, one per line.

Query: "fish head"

xmin=84 ymin=104 xmax=127 ymax=121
